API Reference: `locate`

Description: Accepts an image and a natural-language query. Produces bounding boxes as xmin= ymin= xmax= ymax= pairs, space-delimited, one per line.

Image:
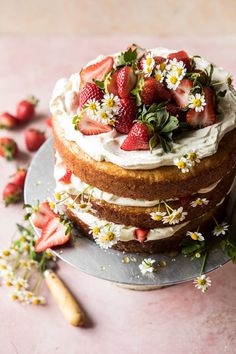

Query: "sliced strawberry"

xmin=0 ymin=112 xmax=18 ymax=129
xmin=77 ymin=112 xmax=112 ymax=135
xmin=117 ymin=66 xmax=137 ymax=98
xmin=179 ymin=195 xmax=191 ymax=205
xmin=171 ymin=79 xmax=193 ymax=108
xmin=80 ymin=56 xmax=114 ymax=87
xmin=140 ymin=77 xmax=171 ymax=105
xmin=3 ymin=183 xmax=22 ymax=206
xmin=34 ymin=217 xmax=70 ymax=252
xmin=127 ymin=44 xmax=146 ymax=59
xmin=165 ymin=103 xmax=185 ymax=121
xmin=134 ymin=228 xmax=149 ymax=243
xmin=186 ymin=87 xmax=217 ymax=128
xmin=115 ymin=98 xmax=137 ymax=134
xmin=105 ymin=71 xmax=119 ymax=96
xmin=31 ymin=202 xmax=57 ymax=229
xmin=10 ymin=168 xmax=27 ymax=189
xmin=168 ymin=50 xmax=191 ymax=71
xmin=79 ymin=83 xmax=103 ymax=108
xmin=121 ymin=122 xmax=150 ymax=151
xmin=59 ymin=169 xmax=72 ymax=184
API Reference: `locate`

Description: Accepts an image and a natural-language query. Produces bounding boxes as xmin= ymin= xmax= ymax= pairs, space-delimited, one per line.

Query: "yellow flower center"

xmin=20 ymin=236 xmax=27 ymax=242
xmin=32 ymin=299 xmax=41 ymax=305
xmin=1 ymin=264 xmax=7 ymax=270
xmin=106 ymin=99 xmax=114 ymax=108
xmin=146 ymin=57 xmax=153 ymax=66
xmin=24 ymin=244 xmax=30 ymax=251
xmin=55 ymin=192 xmax=61 ymax=201
xmin=198 ymin=278 xmax=207 ymax=286
xmin=26 ymin=293 xmax=33 ymax=298
xmin=193 ymin=98 xmax=201 ymax=107
xmin=155 ymin=73 xmax=162 ymax=81
xmin=6 ymin=281 xmax=13 ymax=287
xmin=177 ymin=161 xmax=186 ymax=169
xmin=188 ymin=152 xmax=197 ymax=161
xmin=159 ymin=62 xmax=166 ymax=71
xmin=146 ymin=66 xmax=152 ymax=74
xmin=191 ymin=233 xmax=198 ymax=241
xmin=154 ymin=215 xmax=163 ymax=221
xmin=175 ymin=212 xmax=181 ymax=220
xmin=105 ymin=232 xmax=114 ymax=241
xmin=11 ymin=294 xmax=18 ymax=301
xmin=79 ymin=203 xmax=87 ymax=209
xmin=88 ymin=103 xmax=97 ymax=111
xmin=170 ymin=76 xmax=178 ymax=84
xmin=49 ymin=202 xmax=56 ymax=209
xmin=176 ymin=68 xmax=183 ymax=76
xmin=101 ymin=112 xmax=108 ymax=119
xmin=3 ymin=250 xmax=10 ymax=256
xmin=67 ymin=203 xmax=74 ymax=209
xmin=93 ymin=227 xmax=100 ymax=236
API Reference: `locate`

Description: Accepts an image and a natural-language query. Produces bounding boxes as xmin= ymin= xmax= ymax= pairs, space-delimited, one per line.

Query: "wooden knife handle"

xmin=44 ymin=269 xmax=85 ymax=327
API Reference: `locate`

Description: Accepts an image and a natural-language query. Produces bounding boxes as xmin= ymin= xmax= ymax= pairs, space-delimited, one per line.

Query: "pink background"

xmin=0 ymin=36 xmax=236 ymax=354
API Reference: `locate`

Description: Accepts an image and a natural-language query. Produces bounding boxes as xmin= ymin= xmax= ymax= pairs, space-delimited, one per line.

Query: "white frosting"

xmin=50 ymin=48 xmax=236 ymax=170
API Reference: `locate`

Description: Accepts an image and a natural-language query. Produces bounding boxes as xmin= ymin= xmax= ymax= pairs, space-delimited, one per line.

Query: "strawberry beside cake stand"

xmin=24 ymin=137 xmax=235 ymax=290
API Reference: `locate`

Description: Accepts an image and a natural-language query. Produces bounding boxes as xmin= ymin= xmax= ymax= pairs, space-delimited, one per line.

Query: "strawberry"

xmin=168 ymin=50 xmax=191 ymax=71
xmin=179 ymin=196 xmax=191 ymax=205
xmin=79 ymin=83 xmax=103 ymax=108
xmin=117 ymin=66 xmax=137 ymax=98
xmin=80 ymin=56 xmax=114 ymax=86
xmin=25 ymin=129 xmax=46 ymax=152
xmin=134 ymin=228 xmax=149 ymax=243
xmin=127 ymin=44 xmax=146 ymax=59
xmin=16 ymin=96 xmax=38 ymax=123
xmin=77 ymin=112 xmax=112 ymax=135
xmin=3 ymin=183 xmax=22 ymax=206
xmin=140 ymin=77 xmax=171 ymax=105
xmin=59 ymin=169 xmax=72 ymax=184
xmin=10 ymin=168 xmax=27 ymax=189
xmin=186 ymin=87 xmax=217 ymax=128
xmin=105 ymin=71 xmax=119 ymax=96
xmin=45 ymin=117 xmax=52 ymax=127
xmin=115 ymin=98 xmax=137 ymax=134
xmin=34 ymin=217 xmax=70 ymax=252
xmin=31 ymin=201 xmax=57 ymax=229
xmin=171 ymin=79 xmax=193 ymax=108
xmin=165 ymin=103 xmax=185 ymax=121
xmin=154 ymin=56 xmax=166 ymax=64
xmin=0 ymin=112 xmax=18 ymax=129
xmin=121 ymin=122 xmax=150 ymax=151
xmin=0 ymin=137 xmax=18 ymax=161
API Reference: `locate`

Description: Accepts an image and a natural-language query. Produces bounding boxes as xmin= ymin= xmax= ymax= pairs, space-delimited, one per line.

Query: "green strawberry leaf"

xmin=93 ymin=79 xmax=105 ymax=90
xmin=117 ymin=48 xmax=137 ymax=67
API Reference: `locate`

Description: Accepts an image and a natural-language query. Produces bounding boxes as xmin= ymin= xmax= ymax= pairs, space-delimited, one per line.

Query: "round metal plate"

xmin=24 ymin=137 xmax=235 ymax=287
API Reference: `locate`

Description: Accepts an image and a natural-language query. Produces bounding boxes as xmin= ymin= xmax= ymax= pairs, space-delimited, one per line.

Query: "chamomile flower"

xmin=142 ymin=53 xmax=155 ymax=76
xmin=77 ymin=199 xmax=92 ymax=213
xmin=213 ymin=222 xmax=229 ymax=237
xmin=31 ymin=295 xmax=46 ymax=305
xmin=10 ymin=290 xmax=21 ymax=301
xmin=154 ymin=69 xmax=165 ymax=83
xmin=188 ymin=93 xmax=206 ymax=112
xmin=156 ymin=60 xmax=168 ymax=73
xmin=186 ymin=231 xmax=205 ymax=242
xmin=190 ymin=198 xmax=209 ymax=207
xmin=88 ymin=223 xmax=102 ymax=238
xmin=139 ymin=258 xmax=156 ymax=275
xmin=96 ymin=108 xmax=114 ymax=125
xmin=186 ymin=150 xmax=201 ymax=166
xmin=0 ymin=249 xmax=17 ymax=260
xmin=85 ymin=99 xmax=100 ymax=118
xmin=166 ymin=58 xmax=186 ymax=79
xmin=95 ymin=223 xmax=120 ymax=249
xmin=150 ymin=211 xmax=167 ymax=222
xmin=193 ymin=274 xmax=211 ymax=293
xmin=163 ymin=207 xmax=188 ymax=225
xmin=14 ymin=277 xmax=29 ymax=291
xmin=0 ymin=260 xmax=12 ymax=274
xmin=166 ymin=71 xmax=181 ymax=90
xmin=174 ymin=157 xmax=191 ymax=173
xmin=102 ymin=93 xmax=120 ymax=113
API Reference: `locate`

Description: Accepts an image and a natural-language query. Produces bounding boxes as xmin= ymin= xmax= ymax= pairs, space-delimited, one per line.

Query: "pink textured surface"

xmin=0 ymin=36 xmax=236 ymax=354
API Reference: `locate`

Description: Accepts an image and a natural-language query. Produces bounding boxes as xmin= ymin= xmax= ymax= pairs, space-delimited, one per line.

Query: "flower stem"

xmin=200 ymin=250 xmax=208 ymax=275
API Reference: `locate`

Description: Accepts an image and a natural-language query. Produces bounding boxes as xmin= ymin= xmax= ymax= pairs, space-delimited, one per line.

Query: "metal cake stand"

xmin=24 ymin=137 xmax=235 ymax=289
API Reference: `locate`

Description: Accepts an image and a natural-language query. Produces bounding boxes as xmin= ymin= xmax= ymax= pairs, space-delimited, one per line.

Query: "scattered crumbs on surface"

xmin=130 ymin=256 xmax=137 ymax=262
xmin=158 ymin=260 xmax=167 ymax=268
xmin=100 ymin=266 xmax=106 ymax=271
xmin=122 ymin=256 xmax=130 ymax=264
xmin=36 ymin=180 xmax=42 ymax=186
xmin=171 ymin=258 xmax=176 ymax=262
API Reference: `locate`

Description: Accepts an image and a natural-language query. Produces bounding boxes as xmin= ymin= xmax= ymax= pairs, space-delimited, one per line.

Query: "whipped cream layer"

xmin=55 ymin=152 xmax=221 ymax=207
xmin=50 ymin=48 xmax=236 ymax=170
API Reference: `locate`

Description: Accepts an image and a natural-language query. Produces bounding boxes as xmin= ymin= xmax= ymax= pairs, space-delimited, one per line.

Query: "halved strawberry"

xmin=79 ymin=83 xmax=103 ymax=108
xmin=186 ymin=87 xmax=217 ymax=128
xmin=77 ymin=112 xmax=112 ymax=135
xmin=105 ymin=71 xmax=119 ymax=96
xmin=117 ymin=66 xmax=137 ymax=98
xmin=31 ymin=202 xmax=57 ymax=229
xmin=34 ymin=217 xmax=70 ymax=252
xmin=171 ymin=79 xmax=193 ymax=108
xmin=115 ymin=98 xmax=137 ymax=134
xmin=140 ymin=77 xmax=171 ymax=105
xmin=80 ymin=56 xmax=114 ymax=86
xmin=165 ymin=103 xmax=185 ymax=121
xmin=167 ymin=50 xmax=191 ymax=71
xmin=121 ymin=122 xmax=150 ymax=151
xmin=134 ymin=228 xmax=149 ymax=243
xmin=59 ymin=169 xmax=72 ymax=184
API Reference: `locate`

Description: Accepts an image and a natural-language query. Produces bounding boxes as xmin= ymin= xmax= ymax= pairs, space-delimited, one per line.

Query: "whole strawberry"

xmin=121 ymin=122 xmax=151 ymax=151
xmin=0 ymin=137 xmax=18 ymax=161
xmin=117 ymin=66 xmax=137 ymax=98
xmin=115 ymin=98 xmax=137 ymax=134
xmin=25 ymin=129 xmax=46 ymax=152
xmin=16 ymin=96 xmax=38 ymax=123
xmin=105 ymin=71 xmax=119 ymax=96
xmin=3 ymin=183 xmax=22 ymax=206
xmin=10 ymin=168 xmax=27 ymax=189
xmin=79 ymin=83 xmax=103 ymax=108
xmin=140 ymin=78 xmax=171 ymax=105
xmin=0 ymin=112 xmax=18 ymax=129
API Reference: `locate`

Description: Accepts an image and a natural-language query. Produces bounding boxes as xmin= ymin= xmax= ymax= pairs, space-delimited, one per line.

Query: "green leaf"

xmin=93 ymin=79 xmax=105 ymax=90
xmin=161 ymin=116 xmax=179 ymax=133
xmin=181 ymin=238 xmax=206 ymax=256
xmin=117 ymin=48 xmax=137 ymax=67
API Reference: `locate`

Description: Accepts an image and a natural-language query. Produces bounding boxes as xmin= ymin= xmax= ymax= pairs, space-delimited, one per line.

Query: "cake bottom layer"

xmin=64 ymin=198 xmax=227 ymax=254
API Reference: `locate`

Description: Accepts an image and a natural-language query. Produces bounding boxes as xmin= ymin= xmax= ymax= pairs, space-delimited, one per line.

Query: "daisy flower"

xmin=154 ymin=69 xmax=165 ymax=83
xmin=193 ymin=274 xmax=211 ymax=293
xmin=156 ymin=60 xmax=168 ymax=73
xmin=95 ymin=223 xmax=120 ymax=249
xmin=163 ymin=207 xmax=188 ymax=225
xmin=188 ymin=93 xmax=206 ymax=112
xmin=102 ymin=93 xmax=120 ymax=113
xmin=186 ymin=150 xmax=201 ymax=166
xmin=76 ymin=199 xmax=92 ymax=213
xmin=213 ymin=222 xmax=229 ymax=237
xmin=166 ymin=72 xmax=181 ymax=90
xmin=186 ymin=231 xmax=205 ymax=241
xmin=150 ymin=211 xmax=167 ymax=222
xmin=167 ymin=59 xmax=186 ymax=79
xmin=89 ymin=222 xmax=102 ymax=238
xmin=141 ymin=53 xmax=156 ymax=76
xmin=85 ymin=98 xmax=100 ymax=118
xmin=139 ymin=258 xmax=156 ymax=275
xmin=190 ymin=198 xmax=209 ymax=207
xmin=96 ymin=108 xmax=114 ymax=125
xmin=31 ymin=296 xmax=46 ymax=305
xmin=174 ymin=157 xmax=191 ymax=173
